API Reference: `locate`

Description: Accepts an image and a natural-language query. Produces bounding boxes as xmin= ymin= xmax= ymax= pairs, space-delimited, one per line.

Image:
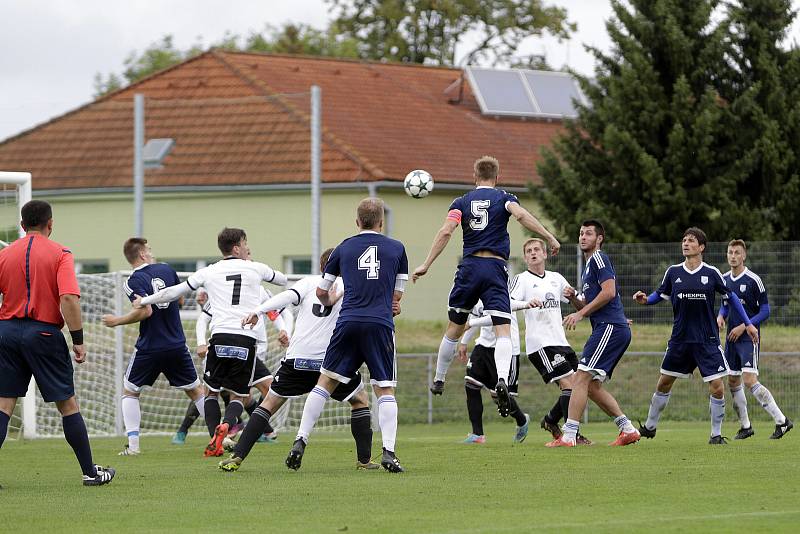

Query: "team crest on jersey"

xmin=740 ymin=284 xmax=747 ymax=292
xmin=701 ymin=276 xmax=708 ymax=284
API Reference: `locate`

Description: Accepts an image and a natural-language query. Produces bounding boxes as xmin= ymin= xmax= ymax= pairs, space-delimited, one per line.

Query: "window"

xmin=285 ymin=256 xmax=312 ymax=275
xmin=76 ymin=260 xmax=109 ymax=274
xmin=160 ymin=258 xmax=216 ymax=274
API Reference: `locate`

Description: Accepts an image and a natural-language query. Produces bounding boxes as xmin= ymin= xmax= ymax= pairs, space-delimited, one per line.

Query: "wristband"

xmin=70 ymin=329 xmax=84 ymax=345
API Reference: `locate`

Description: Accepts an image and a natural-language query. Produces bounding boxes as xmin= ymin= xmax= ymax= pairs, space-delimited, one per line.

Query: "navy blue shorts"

xmin=448 ymin=256 xmax=510 ymax=319
xmin=578 ymin=323 xmax=631 ymax=381
xmin=124 ymin=346 xmax=200 ymax=393
xmin=661 ymin=341 xmax=729 ymax=382
xmin=725 ymin=339 xmax=760 ymax=375
xmin=322 ymin=321 xmax=396 ymax=387
xmin=0 ymin=319 xmax=75 ymax=402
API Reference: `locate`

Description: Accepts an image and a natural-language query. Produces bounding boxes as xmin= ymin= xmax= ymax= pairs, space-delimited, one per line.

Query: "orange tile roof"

xmin=0 ymin=50 xmax=564 ymax=191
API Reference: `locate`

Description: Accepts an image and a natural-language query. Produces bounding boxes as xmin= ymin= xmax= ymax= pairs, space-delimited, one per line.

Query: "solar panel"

xmin=143 ymin=138 xmax=175 ymax=169
xmin=524 ymin=71 xmax=584 ymax=116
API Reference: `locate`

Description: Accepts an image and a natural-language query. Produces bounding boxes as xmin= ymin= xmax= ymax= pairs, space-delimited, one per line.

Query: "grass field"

xmin=2 ymin=422 xmax=798 ymax=533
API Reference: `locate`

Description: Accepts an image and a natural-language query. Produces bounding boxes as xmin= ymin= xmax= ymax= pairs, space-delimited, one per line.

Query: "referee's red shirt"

xmin=0 ymin=233 xmax=80 ymax=328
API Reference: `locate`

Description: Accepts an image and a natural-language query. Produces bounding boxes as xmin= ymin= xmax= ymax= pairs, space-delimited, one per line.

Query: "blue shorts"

xmin=578 ymin=323 xmax=631 ymax=381
xmin=0 ymin=319 xmax=74 ymax=403
xmin=661 ymin=341 xmax=729 ymax=382
xmin=725 ymin=339 xmax=760 ymax=375
xmin=124 ymin=346 xmax=200 ymax=393
xmin=322 ymin=321 xmax=396 ymax=388
xmin=448 ymin=256 xmax=510 ymax=319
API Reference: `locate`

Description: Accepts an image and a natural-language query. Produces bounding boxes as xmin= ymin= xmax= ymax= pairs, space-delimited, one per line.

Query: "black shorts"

xmin=205 ymin=333 xmax=257 ymax=396
xmin=464 ymin=344 xmax=520 ymax=395
xmin=528 ymin=346 xmax=578 ymax=384
xmin=0 ymin=319 xmax=74 ymax=402
xmin=270 ymin=358 xmax=363 ymax=402
xmin=250 ymin=358 xmax=273 ymax=387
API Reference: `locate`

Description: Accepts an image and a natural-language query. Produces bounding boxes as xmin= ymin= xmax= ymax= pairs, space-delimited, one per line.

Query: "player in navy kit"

xmin=547 ymin=220 xmax=641 ymax=447
xmin=285 ymin=198 xmax=408 ymax=473
xmin=634 ymin=229 xmax=758 ymax=444
xmin=102 ymin=238 xmax=206 ymax=455
xmin=718 ymin=239 xmax=792 ymax=440
xmin=412 ymin=156 xmax=560 ymax=419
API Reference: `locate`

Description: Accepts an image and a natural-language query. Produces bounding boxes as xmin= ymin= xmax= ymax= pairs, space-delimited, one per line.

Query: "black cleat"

xmin=429 ymin=380 xmax=445 ymax=396
xmin=285 ymin=439 xmax=306 ymax=471
xmin=708 ymin=435 xmax=729 ymax=445
xmin=540 ymin=416 xmax=562 ymax=439
xmin=495 ymin=380 xmax=510 ymax=418
xmin=770 ymin=418 xmax=793 ymax=439
xmin=637 ymin=420 xmax=656 ymax=439
xmin=82 ymin=465 xmax=116 ymax=486
xmin=734 ymin=426 xmax=755 ymax=440
xmin=380 ymin=448 xmax=404 ymax=473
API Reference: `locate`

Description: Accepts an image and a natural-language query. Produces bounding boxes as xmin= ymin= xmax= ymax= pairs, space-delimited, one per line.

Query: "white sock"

xmin=378 ymin=395 xmax=398 ymax=452
xmin=730 ymin=385 xmax=750 ymax=429
xmin=710 ymin=396 xmax=725 ymax=437
xmin=614 ymin=414 xmax=636 ymax=434
xmin=122 ymin=395 xmax=141 ymax=451
xmin=434 ymin=336 xmax=459 ymax=382
xmin=562 ymin=418 xmax=579 ymax=442
xmin=494 ymin=336 xmax=512 ymax=384
xmin=751 ymin=383 xmax=786 ymax=424
xmin=645 ymin=391 xmax=671 ymax=430
xmin=296 ymin=386 xmax=329 ymax=443
xmin=194 ymin=395 xmax=206 ymax=419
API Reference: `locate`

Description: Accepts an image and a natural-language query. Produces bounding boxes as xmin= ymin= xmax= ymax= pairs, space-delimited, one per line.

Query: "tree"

xmin=326 ymin=0 xmax=574 ymax=66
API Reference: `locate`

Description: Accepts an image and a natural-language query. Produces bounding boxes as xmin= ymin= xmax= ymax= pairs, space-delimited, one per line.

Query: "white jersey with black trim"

xmin=285 ymin=275 xmax=343 ymax=361
xmin=187 ymin=258 xmax=284 ymax=338
xmin=472 ymin=300 xmax=520 ymax=354
xmin=510 ymin=270 xmax=571 ymax=353
xmin=201 ymin=285 xmax=272 ymax=343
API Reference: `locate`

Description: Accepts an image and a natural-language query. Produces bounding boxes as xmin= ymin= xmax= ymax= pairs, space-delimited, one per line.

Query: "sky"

xmin=0 ymin=1 xmax=653 ymax=142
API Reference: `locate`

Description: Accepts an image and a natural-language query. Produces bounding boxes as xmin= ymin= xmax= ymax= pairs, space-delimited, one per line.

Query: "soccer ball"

xmin=403 ymin=169 xmax=434 ymax=199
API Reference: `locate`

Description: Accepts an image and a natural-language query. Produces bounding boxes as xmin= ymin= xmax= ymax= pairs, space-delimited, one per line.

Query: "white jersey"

xmin=472 ymin=300 xmax=520 ymax=354
xmin=510 ymin=270 xmax=571 ymax=353
xmin=201 ymin=286 xmax=270 ymax=342
xmin=285 ymin=275 xmax=343 ymax=361
xmin=187 ymin=258 xmax=283 ymax=339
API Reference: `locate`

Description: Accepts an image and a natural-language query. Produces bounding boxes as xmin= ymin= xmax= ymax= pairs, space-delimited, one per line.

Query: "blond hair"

xmin=728 ymin=239 xmax=747 ymax=251
xmin=522 ymin=237 xmax=547 ymax=254
xmin=473 ymin=156 xmax=499 ymax=181
xmin=357 ymin=197 xmax=384 ymax=230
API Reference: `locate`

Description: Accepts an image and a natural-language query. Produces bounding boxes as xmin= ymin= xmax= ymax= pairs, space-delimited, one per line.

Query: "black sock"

xmin=221 ymin=390 xmax=231 ymax=407
xmin=557 ymin=389 xmax=572 ymax=424
xmin=223 ymin=400 xmax=245 ymax=428
xmin=508 ymin=397 xmax=527 ymax=427
xmin=233 ymin=407 xmax=272 ymax=460
xmin=465 ymin=384 xmax=484 ymax=436
xmin=0 ymin=411 xmax=9 ymax=449
xmin=178 ymin=401 xmax=200 ymax=433
xmin=205 ymin=397 xmax=222 ymax=437
xmin=245 ymin=397 xmax=258 ymax=416
xmin=350 ymin=407 xmax=373 ymax=463
xmin=62 ymin=413 xmax=95 ymax=477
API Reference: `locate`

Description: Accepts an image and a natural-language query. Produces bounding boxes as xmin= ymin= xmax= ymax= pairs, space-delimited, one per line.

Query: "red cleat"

xmin=609 ymin=430 xmax=641 ymax=446
xmin=545 ymin=436 xmax=575 ymax=448
xmin=204 ymin=423 xmax=230 ymax=457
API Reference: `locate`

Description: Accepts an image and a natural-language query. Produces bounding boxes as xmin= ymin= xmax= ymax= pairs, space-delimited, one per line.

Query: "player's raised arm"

xmin=412 ymin=216 xmax=459 ymax=282
xmin=135 ymin=281 xmax=193 ymax=308
xmin=102 ymin=304 xmax=152 ymax=327
xmin=243 ymin=288 xmax=301 ymax=328
xmin=506 ymin=203 xmax=560 ymax=256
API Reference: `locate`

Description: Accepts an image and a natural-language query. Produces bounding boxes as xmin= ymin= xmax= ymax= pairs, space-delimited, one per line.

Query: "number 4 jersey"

xmin=284 ymin=275 xmax=344 ymax=361
xmin=187 ymin=257 xmax=285 ymax=339
xmin=447 ymin=186 xmax=519 ymax=260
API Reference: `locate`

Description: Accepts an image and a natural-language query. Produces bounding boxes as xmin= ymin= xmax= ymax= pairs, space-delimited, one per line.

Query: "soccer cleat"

xmin=171 ymin=431 xmax=187 ymax=445
xmin=286 ymin=438 xmax=306 ymax=471
xmin=118 ymin=444 xmax=141 ymax=456
xmin=540 ymin=416 xmax=562 ymax=439
xmin=463 ymin=433 xmax=486 ymax=444
xmin=576 ymin=433 xmax=594 ymax=446
xmin=769 ymin=418 xmax=793 ymax=440
xmin=430 ymin=380 xmax=445 ymax=396
xmin=257 ymin=432 xmax=278 ymax=443
xmin=545 ymin=436 xmax=575 ymax=448
xmin=514 ymin=414 xmax=530 ymax=443
xmin=82 ymin=465 xmax=116 ymax=487
xmin=708 ymin=435 xmax=729 ymax=445
xmin=227 ymin=422 xmax=244 ymax=437
xmin=380 ymin=448 xmax=404 ymax=473
xmin=637 ymin=420 xmax=657 ymax=439
xmin=222 ymin=436 xmax=237 ymax=452
xmin=609 ymin=430 xmax=641 ymax=446
xmin=204 ymin=422 xmax=229 ymax=457
xmin=734 ymin=426 xmax=755 ymax=440
xmin=357 ymin=460 xmax=381 ymax=470
xmin=218 ymin=456 xmax=243 ymax=472
xmin=495 ymin=379 xmax=511 ymax=418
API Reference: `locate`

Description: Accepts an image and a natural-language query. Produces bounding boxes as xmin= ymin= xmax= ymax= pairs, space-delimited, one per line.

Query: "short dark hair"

xmin=123 ymin=237 xmax=148 ymax=264
xmin=581 ymin=219 xmax=605 ymax=246
xmin=357 ymin=198 xmax=384 ymax=230
xmin=218 ymin=227 xmax=247 ymax=255
xmin=683 ymin=227 xmax=707 ymax=248
xmin=320 ymin=247 xmax=335 ymax=272
xmin=21 ymin=200 xmax=52 ymax=230
xmin=473 ymin=156 xmax=499 ymax=181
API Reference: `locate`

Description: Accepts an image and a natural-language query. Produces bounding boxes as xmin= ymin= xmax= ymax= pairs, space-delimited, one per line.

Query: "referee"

xmin=0 ymin=200 xmax=114 ymax=487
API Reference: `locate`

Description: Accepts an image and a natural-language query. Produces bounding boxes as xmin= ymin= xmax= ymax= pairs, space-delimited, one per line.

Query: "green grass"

xmin=2 ymin=422 xmax=799 ymax=533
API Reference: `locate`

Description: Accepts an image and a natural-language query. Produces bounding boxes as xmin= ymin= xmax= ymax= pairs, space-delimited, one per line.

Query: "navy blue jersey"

xmin=657 ymin=262 xmax=731 ymax=344
xmin=124 ymin=263 xmax=186 ymax=353
xmin=581 ymin=250 xmax=627 ymax=326
xmin=722 ymin=268 xmax=768 ymax=331
xmin=448 ymin=186 xmax=519 ymax=260
xmin=323 ymin=232 xmax=408 ymax=329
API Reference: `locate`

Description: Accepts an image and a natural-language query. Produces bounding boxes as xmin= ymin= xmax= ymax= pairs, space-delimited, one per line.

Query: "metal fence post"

xmin=427 ymin=353 xmax=433 ymax=424
xmin=114 ymin=272 xmax=125 ymax=436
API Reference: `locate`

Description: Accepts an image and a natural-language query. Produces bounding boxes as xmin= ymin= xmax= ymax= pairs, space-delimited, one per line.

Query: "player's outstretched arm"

xmin=135 ymin=281 xmax=192 ymax=307
xmin=633 ymin=290 xmax=663 ymax=305
xmin=563 ymin=279 xmax=616 ymax=329
xmin=412 ymin=218 xmax=459 ymax=282
xmin=507 ymin=203 xmax=560 ymax=256
xmin=102 ymin=305 xmax=152 ymax=327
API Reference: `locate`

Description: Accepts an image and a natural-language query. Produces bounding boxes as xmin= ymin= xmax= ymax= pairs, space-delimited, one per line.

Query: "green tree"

xmin=326 ymin=0 xmax=574 ymax=66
